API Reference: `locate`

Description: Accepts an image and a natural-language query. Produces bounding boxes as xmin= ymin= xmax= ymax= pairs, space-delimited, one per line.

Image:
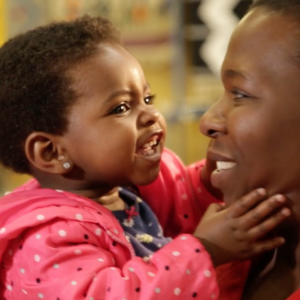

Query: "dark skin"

xmin=200 ymin=6 xmax=300 ymax=299
xmin=24 ymin=42 xmax=290 ymax=269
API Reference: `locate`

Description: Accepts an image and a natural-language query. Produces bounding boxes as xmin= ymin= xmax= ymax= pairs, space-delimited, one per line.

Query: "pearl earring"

xmin=63 ymin=162 xmax=71 ymax=169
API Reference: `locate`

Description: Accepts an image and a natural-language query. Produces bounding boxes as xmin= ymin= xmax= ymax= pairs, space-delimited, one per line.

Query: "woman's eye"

xmin=110 ymin=103 xmax=130 ymax=115
xmin=144 ymin=94 xmax=156 ymax=105
xmin=231 ymin=90 xmax=248 ymax=101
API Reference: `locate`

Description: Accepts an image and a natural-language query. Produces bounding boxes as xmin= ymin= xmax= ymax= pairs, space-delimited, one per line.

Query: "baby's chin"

xmin=132 ymin=169 xmax=160 ymax=187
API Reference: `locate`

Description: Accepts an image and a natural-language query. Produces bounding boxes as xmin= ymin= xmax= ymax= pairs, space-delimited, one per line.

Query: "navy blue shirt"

xmin=112 ymin=188 xmax=172 ymax=259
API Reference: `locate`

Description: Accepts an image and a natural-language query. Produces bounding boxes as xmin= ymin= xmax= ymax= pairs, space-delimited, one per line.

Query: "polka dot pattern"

xmin=75 ymin=214 xmax=83 ymax=220
xmin=34 ymin=254 xmax=41 ymax=262
xmin=174 ymin=288 xmax=181 ymax=295
xmin=204 ymin=270 xmax=211 ymax=277
xmin=36 ymin=215 xmax=45 ymax=221
xmin=147 ymin=272 xmax=155 ymax=277
xmin=1 ymin=152 xmax=219 ymax=300
xmin=58 ymin=230 xmax=67 ymax=237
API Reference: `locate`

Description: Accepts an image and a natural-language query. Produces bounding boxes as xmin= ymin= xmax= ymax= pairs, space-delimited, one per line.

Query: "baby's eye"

xmin=110 ymin=103 xmax=130 ymax=115
xmin=144 ymin=94 xmax=156 ymax=105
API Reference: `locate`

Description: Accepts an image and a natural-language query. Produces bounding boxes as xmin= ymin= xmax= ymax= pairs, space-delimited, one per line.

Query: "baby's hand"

xmin=193 ymin=188 xmax=290 ymax=267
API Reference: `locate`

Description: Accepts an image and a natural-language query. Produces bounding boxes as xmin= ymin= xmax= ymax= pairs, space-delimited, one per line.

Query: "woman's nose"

xmin=199 ymin=100 xmax=227 ymax=138
xmin=139 ymin=106 xmax=160 ymax=127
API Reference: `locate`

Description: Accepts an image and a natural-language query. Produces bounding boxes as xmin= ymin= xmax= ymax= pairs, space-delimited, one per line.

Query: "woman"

xmin=200 ymin=0 xmax=300 ymax=299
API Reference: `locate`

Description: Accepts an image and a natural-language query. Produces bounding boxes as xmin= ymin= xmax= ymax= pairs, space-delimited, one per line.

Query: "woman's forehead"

xmin=223 ymin=8 xmax=300 ymax=73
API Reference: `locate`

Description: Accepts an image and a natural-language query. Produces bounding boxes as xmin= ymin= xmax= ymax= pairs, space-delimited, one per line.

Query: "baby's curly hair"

xmin=0 ymin=15 xmax=121 ymax=174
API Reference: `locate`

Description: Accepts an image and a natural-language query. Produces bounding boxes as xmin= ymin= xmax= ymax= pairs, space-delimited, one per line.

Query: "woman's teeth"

xmin=216 ymin=161 xmax=236 ymax=170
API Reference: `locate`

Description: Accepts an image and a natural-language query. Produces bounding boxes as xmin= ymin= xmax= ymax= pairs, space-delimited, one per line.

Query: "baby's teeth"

xmin=145 ymin=149 xmax=155 ymax=156
xmin=143 ymin=140 xmax=157 ymax=148
xmin=216 ymin=161 xmax=236 ymax=170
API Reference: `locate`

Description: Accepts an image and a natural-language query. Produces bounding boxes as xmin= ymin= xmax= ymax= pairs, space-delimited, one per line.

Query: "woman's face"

xmin=200 ymin=7 xmax=300 ymax=205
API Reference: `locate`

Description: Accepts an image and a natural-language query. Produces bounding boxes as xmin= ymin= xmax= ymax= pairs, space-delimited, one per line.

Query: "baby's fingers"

xmin=228 ymin=188 xmax=267 ymax=218
xmin=247 ymin=207 xmax=291 ymax=240
xmin=239 ymin=195 xmax=288 ymax=231
xmin=244 ymin=236 xmax=286 ymax=258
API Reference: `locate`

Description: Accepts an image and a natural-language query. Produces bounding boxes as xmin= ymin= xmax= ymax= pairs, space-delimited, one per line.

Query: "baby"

xmin=0 ymin=15 xmax=289 ymax=299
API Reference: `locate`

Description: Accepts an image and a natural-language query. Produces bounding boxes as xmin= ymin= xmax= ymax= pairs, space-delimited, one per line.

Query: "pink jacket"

xmin=0 ymin=149 xmax=219 ymax=300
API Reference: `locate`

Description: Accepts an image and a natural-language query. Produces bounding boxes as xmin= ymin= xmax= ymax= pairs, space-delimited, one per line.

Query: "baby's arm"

xmin=4 ymin=220 xmax=219 ymax=299
xmin=193 ymin=188 xmax=290 ymax=266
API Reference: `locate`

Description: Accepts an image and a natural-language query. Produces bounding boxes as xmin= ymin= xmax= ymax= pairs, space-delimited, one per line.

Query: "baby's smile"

xmin=136 ymin=132 xmax=163 ymax=157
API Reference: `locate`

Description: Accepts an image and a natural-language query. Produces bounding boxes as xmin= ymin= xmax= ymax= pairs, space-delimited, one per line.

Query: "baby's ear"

xmin=25 ymin=132 xmax=72 ymax=174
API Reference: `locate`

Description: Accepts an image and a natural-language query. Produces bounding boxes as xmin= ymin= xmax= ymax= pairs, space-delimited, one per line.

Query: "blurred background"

xmin=0 ymin=0 xmax=252 ymax=194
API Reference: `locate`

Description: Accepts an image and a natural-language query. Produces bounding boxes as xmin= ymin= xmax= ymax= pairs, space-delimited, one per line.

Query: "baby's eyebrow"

xmin=104 ymin=83 xmax=152 ymax=104
xmin=104 ymin=90 xmax=132 ymax=104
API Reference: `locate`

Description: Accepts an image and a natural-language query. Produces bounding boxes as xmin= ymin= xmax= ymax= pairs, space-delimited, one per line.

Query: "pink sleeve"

xmin=138 ymin=148 xmax=219 ymax=237
xmin=2 ymin=220 xmax=219 ymax=300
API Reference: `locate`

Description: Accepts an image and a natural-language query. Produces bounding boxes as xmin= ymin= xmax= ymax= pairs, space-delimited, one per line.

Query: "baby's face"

xmin=62 ymin=42 xmax=166 ymax=188
xmin=200 ymin=7 xmax=300 ymax=204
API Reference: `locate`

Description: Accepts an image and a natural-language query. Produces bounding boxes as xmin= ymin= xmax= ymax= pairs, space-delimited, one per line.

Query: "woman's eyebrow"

xmin=223 ymin=69 xmax=253 ymax=81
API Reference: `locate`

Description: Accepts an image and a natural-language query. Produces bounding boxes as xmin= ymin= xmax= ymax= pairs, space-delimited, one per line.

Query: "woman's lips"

xmin=211 ymin=161 xmax=237 ymax=190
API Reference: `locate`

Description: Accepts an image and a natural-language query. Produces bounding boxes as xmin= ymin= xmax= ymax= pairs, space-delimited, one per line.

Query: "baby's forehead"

xmin=66 ymin=44 xmax=148 ymax=101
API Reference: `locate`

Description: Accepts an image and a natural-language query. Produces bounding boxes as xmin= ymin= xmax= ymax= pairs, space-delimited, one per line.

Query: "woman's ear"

xmin=25 ymin=132 xmax=73 ymax=174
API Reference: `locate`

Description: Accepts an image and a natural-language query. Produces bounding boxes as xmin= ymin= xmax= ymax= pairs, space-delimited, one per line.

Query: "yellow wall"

xmin=0 ymin=0 xmax=6 ymax=45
